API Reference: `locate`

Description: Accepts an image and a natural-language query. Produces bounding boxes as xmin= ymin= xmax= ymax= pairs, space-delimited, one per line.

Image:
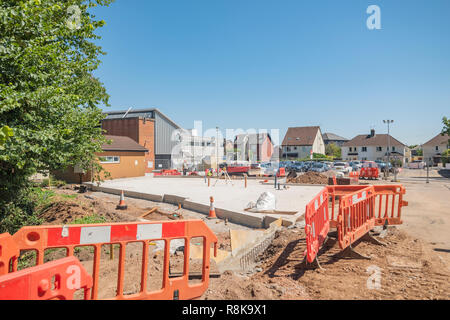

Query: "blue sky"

xmin=91 ymin=0 xmax=450 ymax=146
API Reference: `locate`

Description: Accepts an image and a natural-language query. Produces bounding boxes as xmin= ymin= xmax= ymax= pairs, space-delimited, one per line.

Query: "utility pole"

xmin=383 ymin=120 xmax=394 ymax=178
xmin=216 ymin=126 xmax=219 ymax=176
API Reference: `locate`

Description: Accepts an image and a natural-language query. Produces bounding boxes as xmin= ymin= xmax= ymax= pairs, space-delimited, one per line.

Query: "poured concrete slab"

xmin=89 ymin=177 xmax=323 ymax=228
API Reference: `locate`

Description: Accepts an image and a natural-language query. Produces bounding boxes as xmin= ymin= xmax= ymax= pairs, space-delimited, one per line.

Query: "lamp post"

xmin=383 ymin=120 xmax=394 ymax=178
xmin=216 ymin=126 xmax=219 ymax=176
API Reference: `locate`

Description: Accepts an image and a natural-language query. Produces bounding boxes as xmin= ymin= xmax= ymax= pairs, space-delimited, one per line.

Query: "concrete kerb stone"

xmin=163 ymin=194 xmax=187 ymax=206
xmin=218 ymin=219 xmax=282 ymax=273
xmin=84 ymin=183 xmax=266 ymax=228
xmin=84 ymin=183 xmax=164 ymax=202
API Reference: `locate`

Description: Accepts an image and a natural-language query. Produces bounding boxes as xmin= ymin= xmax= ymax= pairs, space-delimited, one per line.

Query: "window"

xmin=376 ymin=147 xmax=382 ymax=152
xmin=99 ymin=156 xmax=120 ymax=163
xmin=287 ymin=147 xmax=291 ymax=152
xmin=435 ymin=146 xmax=439 ymax=151
xmin=362 ymin=147 xmax=367 ymax=152
xmin=294 ymin=147 xmax=297 ymax=150
xmin=392 ymin=146 xmax=396 ymax=151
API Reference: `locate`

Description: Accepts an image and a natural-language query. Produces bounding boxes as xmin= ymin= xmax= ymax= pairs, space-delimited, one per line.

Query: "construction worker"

xmin=182 ymin=161 xmax=187 ymax=176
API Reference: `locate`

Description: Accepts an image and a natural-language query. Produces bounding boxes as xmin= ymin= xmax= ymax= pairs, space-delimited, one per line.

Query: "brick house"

xmin=281 ymin=126 xmax=325 ymax=159
xmin=102 ymin=108 xmax=181 ymax=171
xmin=233 ymin=133 xmax=274 ymax=162
xmin=422 ymin=133 xmax=449 ymax=165
xmin=342 ymin=129 xmax=411 ymax=165
xmin=54 ymin=135 xmax=148 ymax=183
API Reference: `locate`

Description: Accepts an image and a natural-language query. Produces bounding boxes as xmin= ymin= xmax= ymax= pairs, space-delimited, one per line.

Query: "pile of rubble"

xmin=286 ymin=172 xmax=329 ymax=184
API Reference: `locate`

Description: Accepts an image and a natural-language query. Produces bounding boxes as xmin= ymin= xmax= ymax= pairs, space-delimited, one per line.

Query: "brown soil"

xmin=287 ymin=172 xmax=329 ymax=184
xmin=36 ymin=186 xmax=450 ymax=300
xmin=216 ymin=231 xmax=231 ymax=251
xmin=203 ymin=227 xmax=450 ymax=300
xmin=38 ymin=189 xmax=182 ymax=225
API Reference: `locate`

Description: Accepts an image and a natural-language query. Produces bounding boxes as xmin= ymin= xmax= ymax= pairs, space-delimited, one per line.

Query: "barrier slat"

xmin=338 ymin=186 xmax=375 ymax=249
xmin=304 ymin=187 xmax=329 ymax=263
xmin=0 ymin=256 xmax=92 ymax=300
xmin=327 ymin=185 xmax=407 ymax=227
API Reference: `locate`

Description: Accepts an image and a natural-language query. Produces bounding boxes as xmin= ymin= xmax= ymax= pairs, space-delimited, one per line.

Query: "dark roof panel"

xmin=102 ymin=135 xmax=148 ymax=152
xmin=422 ymin=133 xmax=449 ymax=146
xmin=282 ymin=126 xmax=321 ymax=146
xmin=323 ymin=132 xmax=348 ymax=141
xmin=343 ymin=134 xmax=406 ymax=147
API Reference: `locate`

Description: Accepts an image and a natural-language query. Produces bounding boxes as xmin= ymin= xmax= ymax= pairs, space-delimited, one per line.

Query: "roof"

xmin=323 ymin=132 xmax=348 ymax=141
xmin=101 ymin=135 xmax=148 ymax=152
xmin=343 ymin=134 xmax=406 ymax=147
xmin=235 ymin=133 xmax=272 ymax=145
xmin=282 ymin=126 xmax=321 ymax=146
xmin=422 ymin=133 xmax=450 ymax=147
xmin=103 ymin=108 xmax=181 ymax=129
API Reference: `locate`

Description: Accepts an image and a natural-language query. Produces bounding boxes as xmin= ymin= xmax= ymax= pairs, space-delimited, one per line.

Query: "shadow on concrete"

xmin=433 ymin=248 xmax=450 ymax=253
xmin=437 ymin=170 xmax=450 ymax=178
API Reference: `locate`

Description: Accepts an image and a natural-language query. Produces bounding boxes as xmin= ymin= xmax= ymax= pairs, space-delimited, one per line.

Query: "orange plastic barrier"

xmin=372 ymin=185 xmax=408 ymax=226
xmin=3 ymin=220 xmax=217 ymax=300
xmin=277 ymin=167 xmax=286 ymax=177
xmin=0 ymin=233 xmax=20 ymax=276
xmin=326 ymin=185 xmax=407 ymax=228
xmin=303 ymin=187 xmax=330 ymax=263
xmin=337 ymin=186 xmax=375 ymax=249
xmin=359 ymin=167 xmax=379 ymax=179
xmin=0 ymin=256 xmax=92 ymax=300
xmin=349 ymin=171 xmax=360 ymax=184
xmin=326 ymin=185 xmax=368 ymax=228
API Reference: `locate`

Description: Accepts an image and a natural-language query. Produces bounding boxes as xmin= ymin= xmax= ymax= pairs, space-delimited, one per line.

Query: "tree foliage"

xmin=442 ymin=117 xmax=450 ymax=136
xmin=0 ymin=0 xmax=112 ymax=230
xmin=325 ymin=143 xmax=341 ymax=158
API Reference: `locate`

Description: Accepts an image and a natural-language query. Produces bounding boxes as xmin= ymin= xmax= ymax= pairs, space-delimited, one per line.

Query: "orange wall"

xmin=98 ymin=151 xmax=146 ymax=180
xmin=102 ymin=118 xmax=155 ymax=173
xmin=259 ymin=137 xmax=274 ymax=162
xmin=53 ymin=151 xmax=146 ymax=183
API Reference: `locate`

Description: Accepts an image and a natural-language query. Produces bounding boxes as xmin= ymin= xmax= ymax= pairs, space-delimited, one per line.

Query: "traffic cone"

xmin=208 ymin=196 xmax=217 ymax=219
xmin=116 ymin=190 xmax=128 ymax=210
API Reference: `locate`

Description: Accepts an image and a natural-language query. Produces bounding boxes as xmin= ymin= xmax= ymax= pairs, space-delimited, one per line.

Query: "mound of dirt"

xmin=287 ymin=172 xmax=328 ymax=184
xmin=39 ymin=201 xmax=96 ymax=224
xmin=204 ymin=226 xmax=450 ymax=300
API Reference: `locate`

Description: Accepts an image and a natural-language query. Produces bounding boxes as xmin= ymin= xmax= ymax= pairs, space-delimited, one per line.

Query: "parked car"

xmin=376 ymin=161 xmax=394 ymax=173
xmin=408 ymin=160 xmax=426 ymax=169
xmin=333 ymin=161 xmax=353 ymax=173
xmin=310 ymin=162 xmax=328 ymax=173
xmin=261 ymin=162 xmax=279 ymax=176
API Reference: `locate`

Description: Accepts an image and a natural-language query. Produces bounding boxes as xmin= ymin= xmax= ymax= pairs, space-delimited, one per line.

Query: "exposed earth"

xmin=24 ymin=170 xmax=450 ymax=300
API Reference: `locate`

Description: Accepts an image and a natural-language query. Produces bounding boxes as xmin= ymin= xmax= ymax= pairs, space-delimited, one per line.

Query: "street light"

xmin=383 ymin=120 xmax=394 ymax=178
xmin=216 ymin=126 xmax=219 ymax=176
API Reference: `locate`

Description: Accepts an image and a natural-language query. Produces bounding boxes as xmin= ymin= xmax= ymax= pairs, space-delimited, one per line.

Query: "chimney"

xmin=370 ymin=129 xmax=375 ymax=137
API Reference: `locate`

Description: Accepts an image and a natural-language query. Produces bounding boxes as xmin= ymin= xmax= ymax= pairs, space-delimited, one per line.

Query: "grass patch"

xmin=71 ymin=214 xmax=106 ymax=225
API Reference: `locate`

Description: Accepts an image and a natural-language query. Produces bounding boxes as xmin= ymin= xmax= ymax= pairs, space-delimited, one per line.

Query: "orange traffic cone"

xmin=208 ymin=196 xmax=217 ymax=219
xmin=116 ymin=190 xmax=128 ymax=210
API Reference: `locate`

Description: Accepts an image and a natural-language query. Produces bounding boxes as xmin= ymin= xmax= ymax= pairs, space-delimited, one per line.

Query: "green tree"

xmin=0 ymin=0 xmax=112 ymax=233
xmin=442 ymin=117 xmax=450 ymax=136
xmin=325 ymin=143 xmax=341 ymax=158
xmin=443 ymin=117 xmax=450 ymax=147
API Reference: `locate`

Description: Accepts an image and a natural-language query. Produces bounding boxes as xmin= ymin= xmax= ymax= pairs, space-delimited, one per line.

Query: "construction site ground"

xmin=28 ymin=168 xmax=449 ymax=300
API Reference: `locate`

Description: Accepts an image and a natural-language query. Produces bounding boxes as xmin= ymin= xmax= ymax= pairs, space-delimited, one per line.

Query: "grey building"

xmin=323 ymin=132 xmax=349 ymax=147
xmin=103 ymin=108 xmax=181 ymax=170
